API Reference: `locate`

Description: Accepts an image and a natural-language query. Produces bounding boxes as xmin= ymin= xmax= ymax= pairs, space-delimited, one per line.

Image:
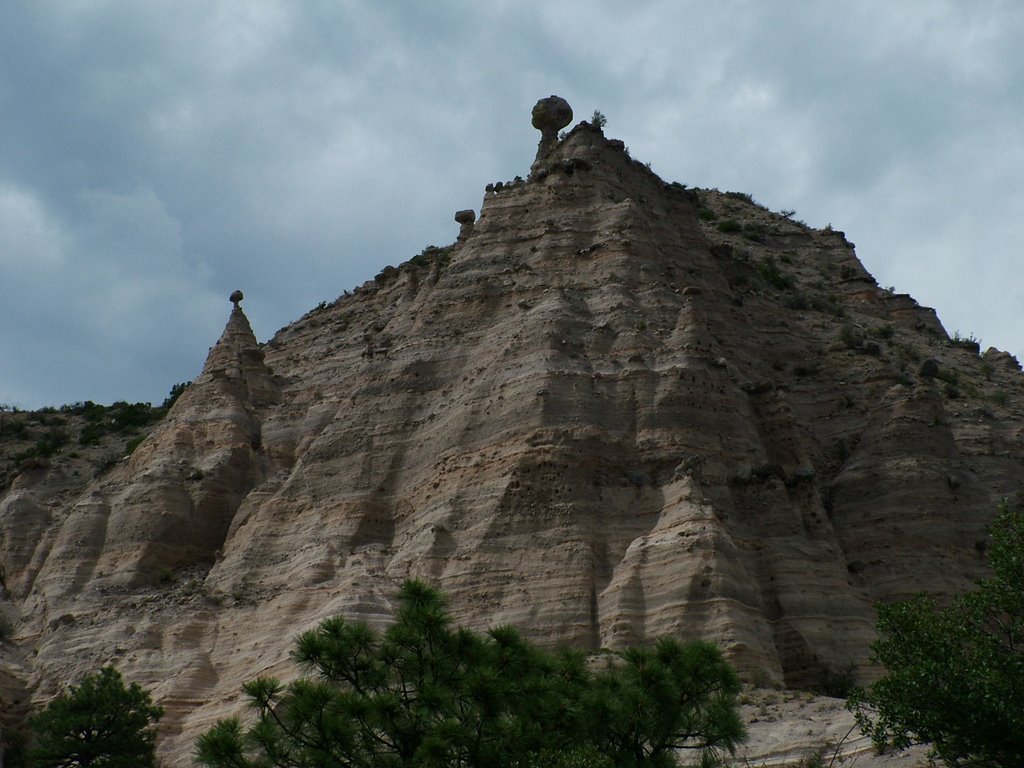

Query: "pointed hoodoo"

xmin=192 ymin=290 xmax=277 ymax=406
xmin=531 ymin=95 xmax=573 ymax=172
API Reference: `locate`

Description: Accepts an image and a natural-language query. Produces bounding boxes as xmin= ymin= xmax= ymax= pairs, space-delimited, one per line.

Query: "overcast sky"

xmin=2 ymin=1 xmax=1022 ymax=409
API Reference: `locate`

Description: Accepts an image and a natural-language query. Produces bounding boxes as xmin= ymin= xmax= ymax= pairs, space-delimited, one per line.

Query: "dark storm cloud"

xmin=2 ymin=1 xmax=1022 ymax=408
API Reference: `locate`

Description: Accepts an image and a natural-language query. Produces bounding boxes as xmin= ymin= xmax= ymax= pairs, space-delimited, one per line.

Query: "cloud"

xmin=0 ymin=185 xmax=64 ymax=271
xmin=0 ymin=180 xmax=222 ymax=407
xmin=1 ymin=1 xmax=1023 ymax=407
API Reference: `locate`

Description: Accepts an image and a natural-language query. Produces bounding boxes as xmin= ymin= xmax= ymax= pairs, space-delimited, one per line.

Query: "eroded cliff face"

xmin=2 ymin=119 xmax=1023 ymax=766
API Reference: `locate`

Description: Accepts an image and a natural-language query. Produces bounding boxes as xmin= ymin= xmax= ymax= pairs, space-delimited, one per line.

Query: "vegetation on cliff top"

xmin=0 ymin=382 xmax=189 ymax=487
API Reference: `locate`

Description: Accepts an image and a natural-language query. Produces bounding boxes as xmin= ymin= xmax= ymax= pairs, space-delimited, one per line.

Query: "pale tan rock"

xmin=733 ymin=688 xmax=932 ymax=767
xmin=2 ymin=119 xmax=1023 ymax=766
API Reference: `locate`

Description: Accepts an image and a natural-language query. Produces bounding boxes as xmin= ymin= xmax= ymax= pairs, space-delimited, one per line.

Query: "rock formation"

xmin=531 ymin=94 xmax=573 ymax=171
xmin=2 ymin=101 xmax=1024 ymax=766
xmin=454 ymin=209 xmax=476 ymax=241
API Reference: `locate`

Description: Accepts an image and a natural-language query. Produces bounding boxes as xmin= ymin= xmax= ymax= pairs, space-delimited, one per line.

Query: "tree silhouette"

xmin=28 ymin=666 xmax=163 ymax=768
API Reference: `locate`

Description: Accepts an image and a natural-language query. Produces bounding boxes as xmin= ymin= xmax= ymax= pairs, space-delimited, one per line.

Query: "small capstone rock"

xmin=531 ymin=95 xmax=573 ymax=137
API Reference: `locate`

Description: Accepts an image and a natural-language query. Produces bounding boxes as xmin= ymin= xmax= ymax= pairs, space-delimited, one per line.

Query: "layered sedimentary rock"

xmin=2 ymin=111 xmax=1024 ymax=766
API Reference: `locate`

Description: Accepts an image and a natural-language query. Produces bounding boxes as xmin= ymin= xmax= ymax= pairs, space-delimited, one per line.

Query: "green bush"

xmin=74 ymin=399 xmax=167 ymax=446
xmin=5 ymin=418 xmax=28 ymax=437
xmin=161 ymin=382 xmax=190 ymax=411
xmin=79 ymin=423 xmax=105 ymax=446
xmin=519 ymin=745 xmax=614 ymax=768
xmin=850 ymin=502 xmax=1024 ymax=766
xmin=409 ymin=245 xmax=453 ymax=270
xmin=743 ymin=223 xmax=767 ymax=243
xmin=755 ymin=257 xmax=793 ymax=290
xmin=34 ymin=428 xmax=69 ymax=458
xmin=809 ymin=294 xmax=845 ymax=318
xmin=109 ymin=402 xmax=158 ymax=430
xmin=27 ymin=666 xmax=163 ymax=768
xmin=724 ymin=191 xmax=755 ymax=204
xmin=840 ymin=324 xmax=863 ymax=350
xmin=61 ymin=400 xmax=109 ymax=421
xmin=951 ymin=330 xmax=980 ymax=347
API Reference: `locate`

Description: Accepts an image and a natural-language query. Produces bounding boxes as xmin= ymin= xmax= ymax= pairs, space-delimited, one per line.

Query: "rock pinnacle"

xmin=531 ymin=95 xmax=573 ymax=170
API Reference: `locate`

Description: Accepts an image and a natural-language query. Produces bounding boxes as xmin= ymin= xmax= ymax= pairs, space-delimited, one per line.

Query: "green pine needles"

xmin=27 ymin=666 xmax=163 ymax=768
xmin=196 ymin=580 xmax=745 ymax=768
